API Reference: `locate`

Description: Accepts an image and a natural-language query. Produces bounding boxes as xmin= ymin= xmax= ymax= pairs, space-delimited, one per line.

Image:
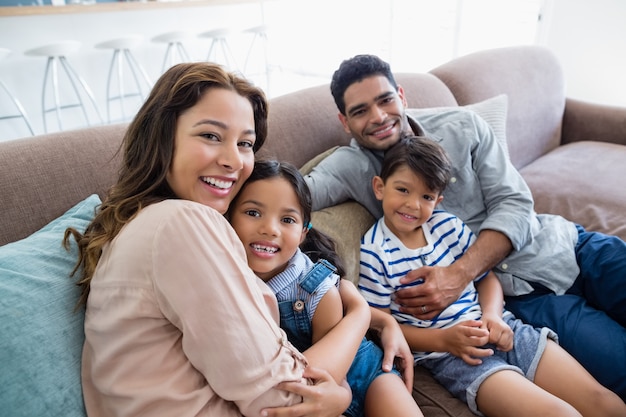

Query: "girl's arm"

xmin=476 ymin=272 xmax=514 ymax=351
xmin=306 ymin=279 xmax=370 ymax=383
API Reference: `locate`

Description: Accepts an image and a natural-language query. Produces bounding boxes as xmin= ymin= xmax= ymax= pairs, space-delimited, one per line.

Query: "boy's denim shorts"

xmin=343 ymin=338 xmax=402 ymax=417
xmin=419 ymin=314 xmax=557 ymax=416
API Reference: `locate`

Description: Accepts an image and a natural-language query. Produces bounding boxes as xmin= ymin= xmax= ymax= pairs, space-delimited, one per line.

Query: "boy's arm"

xmin=400 ymin=319 xmax=492 ymax=366
xmin=476 ymin=272 xmax=514 ymax=352
xmin=306 ymin=280 xmax=370 ymax=384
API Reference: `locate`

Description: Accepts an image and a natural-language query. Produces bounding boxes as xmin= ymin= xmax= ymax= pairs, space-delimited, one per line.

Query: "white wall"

xmin=539 ymin=0 xmax=626 ymax=106
xmin=1 ymin=0 xmax=625 ymax=142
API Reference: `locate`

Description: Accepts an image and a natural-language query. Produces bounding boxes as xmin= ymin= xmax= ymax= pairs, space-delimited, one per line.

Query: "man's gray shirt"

xmin=304 ymin=107 xmax=579 ymax=297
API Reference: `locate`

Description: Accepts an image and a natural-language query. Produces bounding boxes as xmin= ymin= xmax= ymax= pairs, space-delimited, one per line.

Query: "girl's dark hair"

xmin=229 ymin=159 xmax=345 ymax=277
xmin=65 ymin=62 xmax=268 ymax=306
xmin=381 ymin=135 xmax=452 ymax=193
xmin=330 ymin=54 xmax=398 ymax=115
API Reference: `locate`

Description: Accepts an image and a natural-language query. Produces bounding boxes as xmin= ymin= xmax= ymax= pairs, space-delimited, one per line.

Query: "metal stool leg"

xmin=60 ymin=57 xmax=103 ymax=126
xmin=0 ymin=78 xmax=35 ymax=135
xmin=124 ymin=49 xmax=152 ymax=94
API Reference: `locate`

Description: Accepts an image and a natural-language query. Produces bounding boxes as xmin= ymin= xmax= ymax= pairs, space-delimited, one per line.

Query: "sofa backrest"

xmin=1 ymin=45 xmax=567 ymax=246
xmin=0 ymin=124 xmax=126 ymax=245
xmin=430 ymin=45 xmax=566 ymax=169
xmin=260 ymin=73 xmax=458 ymax=168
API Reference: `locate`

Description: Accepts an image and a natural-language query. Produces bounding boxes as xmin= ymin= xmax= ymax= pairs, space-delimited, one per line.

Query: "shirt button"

xmin=501 ymin=263 xmax=508 ymax=270
xmin=450 ymin=177 xmax=457 ymax=183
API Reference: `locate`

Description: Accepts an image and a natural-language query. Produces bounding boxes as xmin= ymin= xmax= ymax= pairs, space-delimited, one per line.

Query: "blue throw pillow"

xmin=0 ymin=194 xmax=101 ymax=417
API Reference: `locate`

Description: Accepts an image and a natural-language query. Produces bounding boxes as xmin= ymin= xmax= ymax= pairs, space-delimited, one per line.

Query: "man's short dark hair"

xmin=330 ymin=54 xmax=398 ymax=115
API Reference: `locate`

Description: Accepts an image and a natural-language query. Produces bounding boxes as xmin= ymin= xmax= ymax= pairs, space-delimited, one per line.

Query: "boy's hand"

xmin=480 ymin=313 xmax=513 ymax=352
xmin=443 ymin=320 xmax=492 ymax=366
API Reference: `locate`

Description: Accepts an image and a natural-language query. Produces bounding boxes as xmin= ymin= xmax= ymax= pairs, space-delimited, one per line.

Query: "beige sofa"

xmin=1 ymin=45 xmax=625 ymax=417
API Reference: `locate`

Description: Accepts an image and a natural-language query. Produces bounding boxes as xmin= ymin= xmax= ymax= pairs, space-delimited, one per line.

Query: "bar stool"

xmin=95 ymin=35 xmax=152 ymax=123
xmin=24 ymin=40 xmax=103 ymax=133
xmin=198 ymin=28 xmax=239 ymax=71
xmin=242 ymin=24 xmax=271 ymax=93
xmin=0 ymin=48 xmax=35 ymax=137
xmin=151 ymin=31 xmax=194 ymax=73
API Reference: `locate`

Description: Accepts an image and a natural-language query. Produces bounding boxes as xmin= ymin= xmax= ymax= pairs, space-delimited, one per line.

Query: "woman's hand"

xmin=261 ymin=366 xmax=351 ymax=417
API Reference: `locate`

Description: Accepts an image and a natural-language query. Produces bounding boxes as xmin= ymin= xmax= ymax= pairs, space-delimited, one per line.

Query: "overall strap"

xmin=299 ymin=258 xmax=337 ymax=294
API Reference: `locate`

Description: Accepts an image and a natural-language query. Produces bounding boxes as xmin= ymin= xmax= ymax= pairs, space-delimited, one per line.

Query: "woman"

xmin=63 ymin=62 xmax=402 ymax=417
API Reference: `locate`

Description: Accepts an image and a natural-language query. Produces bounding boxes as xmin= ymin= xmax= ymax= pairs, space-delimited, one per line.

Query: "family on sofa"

xmin=2 ymin=46 xmax=625 ymax=417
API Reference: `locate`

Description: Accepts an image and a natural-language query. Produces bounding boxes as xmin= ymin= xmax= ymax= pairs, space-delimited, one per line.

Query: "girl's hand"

xmin=373 ymin=309 xmax=414 ymax=391
xmin=261 ymin=366 xmax=351 ymax=417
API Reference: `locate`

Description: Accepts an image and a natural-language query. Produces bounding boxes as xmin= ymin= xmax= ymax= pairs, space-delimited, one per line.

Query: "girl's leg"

xmin=364 ymin=372 xmax=423 ymax=417
xmin=534 ymin=340 xmax=626 ymax=417
xmin=475 ymin=369 xmax=580 ymax=417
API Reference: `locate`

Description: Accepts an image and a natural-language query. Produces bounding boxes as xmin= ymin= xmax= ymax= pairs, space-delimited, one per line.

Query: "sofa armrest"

xmin=562 ymin=98 xmax=626 ymax=146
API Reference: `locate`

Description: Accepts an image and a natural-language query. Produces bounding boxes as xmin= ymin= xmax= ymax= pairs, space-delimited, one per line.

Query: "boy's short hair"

xmin=330 ymin=54 xmax=398 ymax=115
xmin=380 ymin=135 xmax=452 ymax=194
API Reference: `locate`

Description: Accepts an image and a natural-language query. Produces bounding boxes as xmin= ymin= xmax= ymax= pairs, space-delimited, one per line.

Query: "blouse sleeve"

xmin=151 ymin=201 xmax=307 ymax=415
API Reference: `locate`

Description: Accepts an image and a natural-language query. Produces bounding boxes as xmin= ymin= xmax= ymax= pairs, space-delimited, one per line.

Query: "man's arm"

xmin=396 ymin=113 xmax=530 ymax=319
xmin=304 ymin=142 xmax=381 ymax=215
xmin=396 ymin=229 xmax=512 ymax=319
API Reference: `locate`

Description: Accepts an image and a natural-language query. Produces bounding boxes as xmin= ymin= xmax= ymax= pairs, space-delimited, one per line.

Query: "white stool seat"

xmin=244 ymin=24 xmax=269 ymax=36
xmin=0 ymin=47 xmax=35 ymax=138
xmin=95 ymin=35 xmax=152 ymax=123
xmin=198 ymin=27 xmax=238 ymax=71
xmin=95 ymin=36 xmax=143 ymax=51
xmin=152 ymin=30 xmax=195 ymax=44
xmin=24 ymin=40 xmax=102 ymax=133
xmin=25 ymin=40 xmax=81 ymax=58
xmin=151 ymin=31 xmax=194 ymax=72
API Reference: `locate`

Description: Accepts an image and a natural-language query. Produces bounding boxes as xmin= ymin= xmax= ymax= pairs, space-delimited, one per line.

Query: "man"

xmin=303 ymin=54 xmax=626 ymax=399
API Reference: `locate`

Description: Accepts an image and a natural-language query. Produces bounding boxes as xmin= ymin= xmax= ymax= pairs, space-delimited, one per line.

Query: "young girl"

xmin=229 ymin=159 xmax=422 ymax=417
xmin=359 ymin=135 xmax=626 ymax=417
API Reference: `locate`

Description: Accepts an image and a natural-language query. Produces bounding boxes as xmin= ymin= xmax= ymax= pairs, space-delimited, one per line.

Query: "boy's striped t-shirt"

xmin=359 ymin=210 xmax=487 ymax=361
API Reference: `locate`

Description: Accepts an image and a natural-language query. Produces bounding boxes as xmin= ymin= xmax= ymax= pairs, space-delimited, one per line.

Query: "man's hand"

xmin=395 ymin=265 xmax=467 ymax=319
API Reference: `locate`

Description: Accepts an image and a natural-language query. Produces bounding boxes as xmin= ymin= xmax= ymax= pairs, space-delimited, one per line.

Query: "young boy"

xmin=358 ymin=135 xmax=626 ymax=417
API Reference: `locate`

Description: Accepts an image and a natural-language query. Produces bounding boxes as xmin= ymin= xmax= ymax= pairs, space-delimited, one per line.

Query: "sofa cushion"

xmin=0 ymin=194 xmax=101 ymax=417
xmin=408 ymin=93 xmax=509 ymax=159
xmin=520 ymin=141 xmax=626 ymax=241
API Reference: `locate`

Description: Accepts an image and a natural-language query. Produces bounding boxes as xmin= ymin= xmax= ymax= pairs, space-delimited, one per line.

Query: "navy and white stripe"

xmin=359 ymin=210 xmax=486 ymax=360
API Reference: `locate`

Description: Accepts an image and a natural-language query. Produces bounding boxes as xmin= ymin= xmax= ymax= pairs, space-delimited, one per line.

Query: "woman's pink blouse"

xmin=82 ymin=200 xmax=307 ymax=416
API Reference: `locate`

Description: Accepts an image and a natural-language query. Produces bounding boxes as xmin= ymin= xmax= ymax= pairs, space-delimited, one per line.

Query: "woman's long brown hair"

xmin=64 ymin=62 xmax=268 ymax=307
